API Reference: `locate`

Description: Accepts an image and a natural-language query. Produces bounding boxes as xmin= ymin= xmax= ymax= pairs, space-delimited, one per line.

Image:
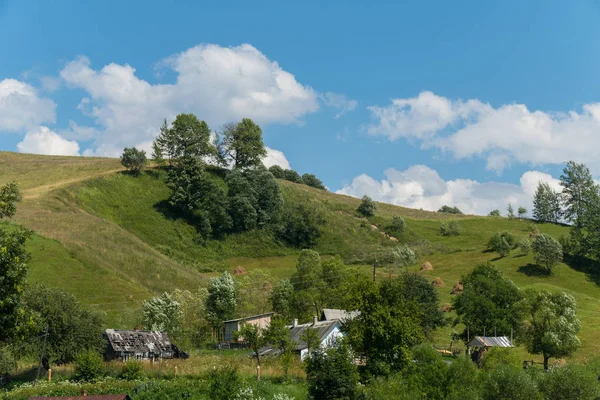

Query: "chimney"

xmin=313 ymin=315 xmax=318 ymax=326
xmin=293 ymin=318 xmax=298 ymax=327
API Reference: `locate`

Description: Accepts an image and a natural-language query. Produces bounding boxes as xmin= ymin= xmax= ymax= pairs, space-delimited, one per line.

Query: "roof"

xmin=105 ymin=329 xmax=186 ymax=356
xmin=467 ymin=336 xmax=514 ymax=348
xmin=224 ymin=312 xmax=275 ymax=324
xmin=259 ymin=320 xmax=341 ymax=356
xmin=321 ymin=308 xmax=360 ymax=322
xmin=28 ymin=396 xmax=130 ymax=400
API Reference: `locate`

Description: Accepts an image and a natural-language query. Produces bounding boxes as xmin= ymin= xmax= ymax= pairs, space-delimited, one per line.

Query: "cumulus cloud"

xmin=320 ymin=92 xmax=358 ymax=119
xmin=60 ymin=44 xmax=320 ymax=156
xmin=368 ymin=91 xmax=600 ymax=173
xmin=0 ymin=79 xmax=56 ymax=132
xmin=262 ymin=146 xmax=291 ymax=169
xmin=17 ymin=126 xmax=80 ymax=156
xmin=336 ymin=165 xmax=561 ymax=216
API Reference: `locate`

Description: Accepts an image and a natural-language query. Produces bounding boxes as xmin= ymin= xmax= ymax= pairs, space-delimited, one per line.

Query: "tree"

xmin=170 ymin=114 xmax=216 ymax=160
xmin=440 ymin=220 xmax=461 ymax=236
xmin=531 ymin=233 xmax=562 ymax=274
xmin=518 ymin=206 xmax=527 ymax=219
xmin=518 ymin=290 xmax=581 ymax=370
xmin=120 ymin=147 xmax=147 ymax=175
xmin=268 ymin=165 xmax=285 ymax=179
xmin=305 ymin=340 xmax=359 ymax=400
xmin=300 ymin=326 xmax=321 ymax=354
xmin=283 ymin=169 xmax=303 ymax=183
xmin=236 ymin=269 xmax=272 ymax=317
xmin=270 ymin=279 xmax=295 ymax=322
xmin=73 ymin=350 xmax=105 ymax=382
xmin=0 ymin=182 xmax=21 ymax=219
xmin=518 ymin=237 xmax=531 ymax=255
xmin=487 ymin=231 xmax=515 ymax=258
xmin=206 ymin=272 xmax=237 ymax=330
xmin=142 ymin=292 xmax=183 ymax=335
xmin=154 ymin=119 xmax=178 ymax=165
xmin=405 ymin=344 xmax=449 ymax=400
xmin=265 ymin=317 xmax=295 ymax=376
xmin=170 ymin=288 xmax=210 ymax=348
xmin=222 ymin=118 xmax=267 ymax=169
xmin=488 ymin=209 xmax=501 ymax=217
xmin=22 ymin=284 xmax=105 ymax=367
xmin=151 ymin=141 xmax=165 ymax=167
xmin=390 ymin=216 xmax=406 ymax=235
xmin=452 ymin=263 xmax=523 ymax=342
xmin=301 ymin=173 xmax=326 ymax=190
xmin=482 ymin=365 xmax=540 ymax=400
xmin=235 ymin=322 xmax=266 ymax=368
xmin=357 ymin=195 xmax=377 ymax=217
xmin=539 ymin=364 xmax=600 ymax=400
xmin=507 ymin=203 xmax=515 ymax=219
xmin=290 ymin=250 xmax=325 ymax=319
xmin=438 ymin=205 xmax=463 ymax=215
xmin=560 ymin=161 xmax=597 ymax=225
xmin=277 ymin=204 xmax=322 ymax=248
xmin=399 ymin=272 xmax=445 ymax=335
xmin=533 ymin=182 xmax=561 ymax=223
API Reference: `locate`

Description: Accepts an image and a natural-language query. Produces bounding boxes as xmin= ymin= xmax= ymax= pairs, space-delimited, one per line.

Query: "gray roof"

xmin=467 ymin=336 xmax=514 ymax=348
xmin=259 ymin=320 xmax=341 ymax=356
xmin=321 ymin=309 xmax=360 ymax=322
xmin=224 ymin=312 xmax=274 ymax=324
xmin=105 ymin=329 xmax=187 ymax=357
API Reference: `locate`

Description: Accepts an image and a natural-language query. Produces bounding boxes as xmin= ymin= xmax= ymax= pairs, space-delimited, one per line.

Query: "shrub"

xmin=268 ymin=165 xmax=285 ymax=179
xmin=277 ymin=204 xmax=322 ymax=248
xmin=518 ymin=237 xmax=531 ymax=255
xmin=483 ymin=365 xmax=540 ymax=400
xmin=488 ymin=209 xmax=501 ymax=217
xmin=208 ymin=366 xmax=242 ymax=400
xmin=357 ymin=195 xmax=377 ymax=217
xmin=540 ymin=364 xmax=600 ymax=400
xmin=120 ymin=147 xmax=147 ymax=175
xmin=283 ymin=169 xmax=303 ymax=183
xmin=120 ymin=360 xmax=144 ymax=381
xmin=487 ymin=231 xmax=515 ymax=257
xmin=480 ymin=347 xmax=521 ymax=371
xmin=305 ymin=340 xmax=359 ymax=400
xmin=438 ymin=205 xmax=463 ymax=214
xmin=440 ymin=220 xmax=461 ymax=236
xmin=73 ymin=350 xmax=105 ymax=382
xmin=301 ymin=173 xmax=326 ymax=190
xmin=390 ymin=216 xmax=406 ymax=235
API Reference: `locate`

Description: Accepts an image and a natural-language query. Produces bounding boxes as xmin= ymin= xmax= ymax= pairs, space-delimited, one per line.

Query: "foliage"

xmin=518 ymin=237 xmax=531 ymax=255
xmin=142 ymin=292 xmax=183 ymax=335
xmin=222 ymin=118 xmax=267 ymax=169
xmin=398 ymin=272 xmax=446 ymax=335
xmin=0 ymin=346 xmax=16 ymax=376
xmin=206 ymin=272 xmax=237 ymax=328
xmin=277 ymin=204 xmax=322 ymax=248
xmin=264 ymin=316 xmax=295 ymax=375
xmin=0 ymin=182 xmax=21 ymax=219
xmin=539 ymin=364 xmax=600 ymax=400
xmin=167 ymin=113 xmax=216 ymax=161
xmin=301 ymin=173 xmax=326 ymax=190
xmin=357 ymin=195 xmax=377 ymax=217
xmin=236 ymin=269 xmax=272 ymax=318
xmin=533 ymin=182 xmax=562 ymax=223
xmin=482 ymin=365 xmax=541 ymax=400
xmin=290 ymin=250 xmax=324 ymax=320
xmin=531 ymin=233 xmax=563 ymax=274
xmin=390 ymin=215 xmax=406 ymax=235
xmin=438 ymin=205 xmax=463 ymax=214
xmin=518 ymin=206 xmax=527 ymax=218
xmin=119 ymin=360 xmax=145 ymax=381
xmin=507 ymin=203 xmax=515 ymax=219
xmin=445 ymin=356 xmax=482 ymax=400
xmin=120 ymin=147 xmax=147 ymax=175
xmin=518 ymin=289 xmax=581 ymax=369
xmin=299 ymin=326 xmax=321 ymax=353
xmin=208 ymin=366 xmax=242 ymax=400
xmin=440 ymin=220 xmax=461 ymax=236
xmin=73 ymin=350 xmax=105 ymax=382
xmin=488 ymin=209 xmax=500 ymax=217
xmin=305 ymin=340 xmax=359 ymax=400
xmin=487 ymin=231 xmax=515 ymax=257
xmin=404 ymin=344 xmax=449 ymax=400
xmin=22 ymin=284 xmax=105 ymax=366
xmin=452 ymin=263 xmax=523 ymax=342
xmin=150 ymin=141 xmax=165 ymax=167
xmin=169 ymin=288 xmax=210 ymax=348
xmin=480 ymin=347 xmax=521 ymax=371
xmin=270 ymin=279 xmax=295 ymax=323
xmin=283 ymin=169 xmax=303 ymax=183
xmin=268 ymin=165 xmax=285 ymax=179
xmin=235 ymin=322 xmax=267 ymax=367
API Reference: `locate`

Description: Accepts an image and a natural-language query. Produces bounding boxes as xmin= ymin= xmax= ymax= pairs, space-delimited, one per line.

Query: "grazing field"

xmin=4 ymin=152 xmax=600 ymax=362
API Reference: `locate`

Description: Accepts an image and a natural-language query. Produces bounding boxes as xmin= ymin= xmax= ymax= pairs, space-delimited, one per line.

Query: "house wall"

xmin=299 ymin=326 xmax=344 ymax=361
xmin=224 ymin=315 xmax=272 ymax=342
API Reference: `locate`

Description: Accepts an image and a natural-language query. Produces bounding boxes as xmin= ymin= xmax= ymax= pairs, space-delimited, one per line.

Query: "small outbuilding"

xmin=320 ymin=308 xmax=360 ymax=322
xmin=104 ymin=329 xmax=188 ymax=362
xmin=223 ymin=312 xmax=274 ymax=343
xmin=467 ymin=336 xmax=514 ymax=364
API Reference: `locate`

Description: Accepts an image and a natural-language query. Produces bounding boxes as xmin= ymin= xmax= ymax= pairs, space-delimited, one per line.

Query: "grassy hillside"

xmin=3 ymin=152 xmax=600 ymax=362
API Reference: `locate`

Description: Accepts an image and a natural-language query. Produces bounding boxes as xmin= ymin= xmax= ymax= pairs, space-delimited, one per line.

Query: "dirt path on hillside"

xmin=22 ymin=168 xmax=124 ymax=199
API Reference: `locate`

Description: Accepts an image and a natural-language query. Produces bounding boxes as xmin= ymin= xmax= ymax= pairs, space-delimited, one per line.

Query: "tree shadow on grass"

xmin=518 ymin=263 xmax=550 ymax=277
xmin=153 ymin=200 xmax=186 ymax=222
xmin=563 ymin=254 xmax=600 ymax=286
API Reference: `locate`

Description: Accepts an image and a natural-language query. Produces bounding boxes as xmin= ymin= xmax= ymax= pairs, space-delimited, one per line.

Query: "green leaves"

xmin=120 ymin=147 xmax=147 ymax=175
xmin=531 ymin=233 xmax=563 ymax=274
xmin=357 ymin=195 xmax=376 ymax=217
xmin=0 ymin=182 xmax=21 ymax=220
xmin=222 ymin=118 xmax=267 ymax=169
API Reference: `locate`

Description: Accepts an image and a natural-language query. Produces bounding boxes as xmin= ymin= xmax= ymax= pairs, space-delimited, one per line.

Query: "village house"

xmin=467 ymin=335 xmax=514 ymax=364
xmin=104 ymin=329 xmax=188 ymax=362
xmin=223 ymin=312 xmax=274 ymax=343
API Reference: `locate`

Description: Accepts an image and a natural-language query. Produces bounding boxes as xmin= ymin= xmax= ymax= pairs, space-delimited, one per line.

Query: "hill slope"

xmin=3 ymin=152 xmax=600 ymax=360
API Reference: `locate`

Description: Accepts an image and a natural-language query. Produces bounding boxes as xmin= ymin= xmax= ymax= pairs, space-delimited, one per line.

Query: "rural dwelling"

xmin=320 ymin=308 xmax=359 ymax=322
xmin=28 ymin=395 xmax=130 ymax=400
xmin=260 ymin=316 xmax=344 ymax=360
xmin=104 ymin=329 xmax=188 ymax=362
xmin=224 ymin=312 xmax=274 ymax=342
xmin=467 ymin=336 xmax=514 ymax=364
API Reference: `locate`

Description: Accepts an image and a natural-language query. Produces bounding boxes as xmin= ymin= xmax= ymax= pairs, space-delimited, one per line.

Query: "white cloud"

xmin=262 ymin=146 xmax=291 ymax=169
xmin=60 ymin=44 xmax=320 ymax=156
xmin=368 ymin=91 xmax=600 ymax=173
xmin=0 ymin=79 xmax=56 ymax=132
xmin=337 ymin=165 xmax=561 ymax=216
xmin=17 ymin=126 xmax=80 ymax=156
xmin=320 ymin=92 xmax=358 ymax=119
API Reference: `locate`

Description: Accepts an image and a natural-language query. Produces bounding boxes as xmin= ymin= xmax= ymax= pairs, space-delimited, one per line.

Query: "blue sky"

xmin=2 ymin=0 xmax=600 ymax=214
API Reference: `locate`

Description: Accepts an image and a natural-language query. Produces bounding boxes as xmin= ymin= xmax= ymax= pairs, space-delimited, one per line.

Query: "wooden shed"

xmin=223 ymin=312 xmax=274 ymax=342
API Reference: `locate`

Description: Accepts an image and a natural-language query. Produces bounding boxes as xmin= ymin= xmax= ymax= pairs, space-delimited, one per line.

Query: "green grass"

xmin=3 ymin=152 xmax=600 ymax=362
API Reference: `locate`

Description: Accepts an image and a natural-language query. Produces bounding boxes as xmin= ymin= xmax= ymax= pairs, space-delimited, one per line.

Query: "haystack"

xmin=451 ymin=281 xmax=463 ymax=295
xmin=232 ymin=266 xmax=247 ymax=276
xmin=440 ymin=303 xmax=453 ymax=313
xmin=420 ymin=262 xmax=433 ymax=271
xmin=432 ymin=277 xmax=445 ymax=288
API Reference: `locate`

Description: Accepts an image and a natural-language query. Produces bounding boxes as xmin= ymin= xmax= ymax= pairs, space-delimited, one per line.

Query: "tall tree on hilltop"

xmin=153 ymin=115 xmax=216 ymax=165
xmin=222 ymin=118 xmax=267 ymax=169
xmin=533 ymin=182 xmax=561 ymax=223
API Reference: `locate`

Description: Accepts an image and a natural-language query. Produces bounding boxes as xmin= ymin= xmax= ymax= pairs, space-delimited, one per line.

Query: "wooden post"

xmin=174 ymin=366 xmax=178 ymax=377
xmin=47 ymin=368 xmax=52 ymax=382
xmin=257 ymin=365 xmax=261 ymax=381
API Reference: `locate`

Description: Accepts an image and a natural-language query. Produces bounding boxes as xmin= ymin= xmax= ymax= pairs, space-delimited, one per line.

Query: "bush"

xmin=483 ymin=365 xmax=540 ymax=400
xmin=488 ymin=209 xmax=501 ymax=217
xmin=438 ymin=205 xmax=463 ymax=214
xmin=487 ymin=231 xmax=515 ymax=257
xmin=518 ymin=237 xmax=531 ymax=255
xmin=390 ymin=216 xmax=406 ymax=235
xmin=268 ymin=165 xmax=285 ymax=179
xmin=305 ymin=340 xmax=359 ymax=400
xmin=283 ymin=169 xmax=303 ymax=183
xmin=357 ymin=195 xmax=377 ymax=217
xmin=480 ymin=348 xmax=521 ymax=371
xmin=277 ymin=204 xmax=322 ymax=248
xmin=73 ymin=350 xmax=105 ymax=382
xmin=120 ymin=147 xmax=147 ymax=175
xmin=301 ymin=173 xmax=326 ymax=190
xmin=440 ymin=220 xmax=461 ymax=236
xmin=540 ymin=364 xmax=600 ymax=400
xmin=120 ymin=360 xmax=145 ymax=381
xmin=208 ymin=366 xmax=242 ymax=400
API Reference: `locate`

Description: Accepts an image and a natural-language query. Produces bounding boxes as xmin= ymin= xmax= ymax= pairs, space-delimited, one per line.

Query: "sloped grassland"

xmin=3 ymin=152 xmax=600 ymax=360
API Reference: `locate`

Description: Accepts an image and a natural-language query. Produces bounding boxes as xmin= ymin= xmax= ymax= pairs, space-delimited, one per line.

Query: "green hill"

xmin=3 ymin=151 xmax=600 ymax=361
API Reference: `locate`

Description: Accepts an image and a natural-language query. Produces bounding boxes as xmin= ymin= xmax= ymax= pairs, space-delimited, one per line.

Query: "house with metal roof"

xmin=223 ymin=312 xmax=275 ymax=342
xmin=467 ymin=336 xmax=514 ymax=349
xmin=260 ymin=316 xmax=343 ymax=360
xmin=320 ymin=308 xmax=360 ymax=322
xmin=104 ymin=329 xmax=188 ymax=362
